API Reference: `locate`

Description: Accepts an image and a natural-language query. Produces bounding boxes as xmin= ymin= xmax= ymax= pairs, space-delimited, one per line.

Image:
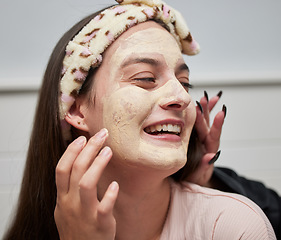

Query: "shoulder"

xmin=166 ymin=180 xmax=276 ymax=239
xmin=173 ymin=180 xmax=271 ymax=211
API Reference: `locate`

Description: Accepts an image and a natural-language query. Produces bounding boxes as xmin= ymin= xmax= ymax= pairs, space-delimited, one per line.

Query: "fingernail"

xmin=74 ymin=136 xmax=86 ymax=146
xmin=222 ymin=105 xmax=227 ymax=119
xmin=100 ymin=146 xmax=112 ymax=157
xmin=208 ymin=150 xmax=221 ymax=165
xmin=110 ymin=181 xmax=119 ymax=191
xmin=96 ymin=128 xmax=108 ymax=139
xmin=217 ymin=90 xmax=223 ymax=98
xmin=204 ymin=91 xmax=209 ymax=102
xmin=196 ymin=101 xmax=203 ymax=114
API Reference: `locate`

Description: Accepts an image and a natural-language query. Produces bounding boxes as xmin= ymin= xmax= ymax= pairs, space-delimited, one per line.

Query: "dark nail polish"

xmin=217 ymin=91 xmax=223 ymax=98
xmin=222 ymin=104 xmax=227 ymax=119
xmin=196 ymin=101 xmax=203 ymax=114
xmin=204 ymin=91 xmax=209 ymax=102
xmin=208 ymin=150 xmax=221 ymax=165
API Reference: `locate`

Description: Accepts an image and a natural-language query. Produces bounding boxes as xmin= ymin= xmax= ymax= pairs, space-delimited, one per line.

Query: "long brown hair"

xmin=3 ymin=6 xmax=200 ymax=239
xmin=3 ymin=9 xmax=107 ymax=240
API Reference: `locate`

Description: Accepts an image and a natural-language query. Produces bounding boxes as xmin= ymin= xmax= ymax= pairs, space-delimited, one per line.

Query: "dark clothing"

xmin=212 ymin=167 xmax=281 ymax=239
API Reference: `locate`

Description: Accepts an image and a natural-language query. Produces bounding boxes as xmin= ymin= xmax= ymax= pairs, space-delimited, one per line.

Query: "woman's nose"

xmin=158 ymin=79 xmax=191 ymax=111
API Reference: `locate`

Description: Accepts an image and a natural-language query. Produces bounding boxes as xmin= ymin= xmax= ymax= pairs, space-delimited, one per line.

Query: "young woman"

xmin=3 ymin=0 xmax=276 ymax=239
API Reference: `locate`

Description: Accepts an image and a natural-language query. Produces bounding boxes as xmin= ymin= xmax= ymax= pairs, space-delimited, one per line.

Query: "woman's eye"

xmin=132 ymin=76 xmax=157 ymax=89
xmin=181 ymin=82 xmax=193 ymax=91
xmin=129 ymin=71 xmax=157 ymax=89
xmin=132 ymin=74 xmax=156 ymax=89
xmin=134 ymin=78 xmax=155 ymax=83
xmin=130 ymin=71 xmax=156 ymax=84
xmin=134 ymin=77 xmax=156 ymax=83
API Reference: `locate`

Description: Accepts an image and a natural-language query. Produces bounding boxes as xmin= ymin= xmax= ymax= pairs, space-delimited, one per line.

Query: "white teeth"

xmin=167 ymin=124 xmax=173 ymax=132
xmin=156 ymin=125 xmax=162 ymax=132
xmin=145 ymin=124 xmax=181 ymax=135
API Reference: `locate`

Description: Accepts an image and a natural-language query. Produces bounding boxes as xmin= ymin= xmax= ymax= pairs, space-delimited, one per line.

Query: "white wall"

xmin=1 ymin=0 xmax=280 ymax=237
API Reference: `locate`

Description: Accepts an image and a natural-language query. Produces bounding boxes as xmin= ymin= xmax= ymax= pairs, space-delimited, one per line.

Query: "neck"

xmin=98 ymin=164 xmax=172 ymax=240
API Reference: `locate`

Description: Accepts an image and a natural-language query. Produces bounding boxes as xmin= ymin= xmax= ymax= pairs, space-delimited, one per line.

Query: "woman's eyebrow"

xmin=121 ymin=57 xmax=159 ymax=68
xmin=178 ymin=63 xmax=190 ymax=72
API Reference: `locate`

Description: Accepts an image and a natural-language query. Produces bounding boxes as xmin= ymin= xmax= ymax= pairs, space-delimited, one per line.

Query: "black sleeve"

xmin=213 ymin=167 xmax=281 ymax=239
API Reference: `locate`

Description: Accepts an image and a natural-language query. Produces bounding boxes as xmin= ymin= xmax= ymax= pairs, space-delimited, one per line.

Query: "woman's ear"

xmin=65 ymin=98 xmax=89 ymax=132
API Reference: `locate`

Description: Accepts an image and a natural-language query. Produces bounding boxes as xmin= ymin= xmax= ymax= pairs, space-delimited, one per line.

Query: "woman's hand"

xmin=186 ymin=91 xmax=226 ymax=187
xmin=54 ymin=128 xmax=119 ymax=240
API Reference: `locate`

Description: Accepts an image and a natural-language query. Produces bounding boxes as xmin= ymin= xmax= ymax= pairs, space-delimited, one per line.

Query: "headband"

xmin=59 ymin=0 xmax=200 ymax=140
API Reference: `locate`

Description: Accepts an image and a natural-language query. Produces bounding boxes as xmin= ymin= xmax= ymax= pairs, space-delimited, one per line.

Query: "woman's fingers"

xmin=56 ymin=136 xmax=86 ymax=196
xmin=209 ymin=91 xmax=223 ymax=112
xmin=206 ymin=110 xmax=225 ymax=151
xmin=55 ymin=129 xmax=119 ymax=240
xmin=69 ymin=128 xmax=109 ymax=192
xmin=200 ymin=92 xmax=210 ymax=126
xmin=195 ymin=106 xmax=209 ymax=143
xmin=198 ymin=90 xmax=222 ymax=129
xmin=195 ymin=91 xmax=226 ymax=152
xmin=97 ymin=181 xmax=119 ymax=228
xmin=79 ymin=146 xmax=113 ymax=208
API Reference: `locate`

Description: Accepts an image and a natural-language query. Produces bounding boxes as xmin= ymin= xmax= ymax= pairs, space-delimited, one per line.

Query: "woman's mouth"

xmin=144 ymin=124 xmax=181 ymax=136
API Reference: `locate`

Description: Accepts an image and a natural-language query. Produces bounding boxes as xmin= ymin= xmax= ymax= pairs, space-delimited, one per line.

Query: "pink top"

xmin=160 ymin=180 xmax=276 ymax=239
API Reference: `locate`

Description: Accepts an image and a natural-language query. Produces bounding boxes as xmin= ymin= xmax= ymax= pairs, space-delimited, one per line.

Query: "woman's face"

xmin=82 ymin=21 xmax=196 ymax=172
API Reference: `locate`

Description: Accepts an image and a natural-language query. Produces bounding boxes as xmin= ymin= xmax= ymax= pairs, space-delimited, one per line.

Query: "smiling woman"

xmin=86 ymin=23 xmax=196 ymax=171
xmin=2 ymin=0 xmax=276 ymax=240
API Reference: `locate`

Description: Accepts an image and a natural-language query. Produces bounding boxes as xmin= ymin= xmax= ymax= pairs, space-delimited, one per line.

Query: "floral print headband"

xmin=59 ymin=0 xmax=200 ymax=140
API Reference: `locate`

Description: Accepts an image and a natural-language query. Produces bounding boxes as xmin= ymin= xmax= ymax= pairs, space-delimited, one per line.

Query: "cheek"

xmin=103 ymin=87 xmax=151 ymax=130
xmin=103 ymin=88 xmax=153 ymax=160
xmin=106 ymin=95 xmax=138 ymax=126
xmin=114 ymin=98 xmax=138 ymax=123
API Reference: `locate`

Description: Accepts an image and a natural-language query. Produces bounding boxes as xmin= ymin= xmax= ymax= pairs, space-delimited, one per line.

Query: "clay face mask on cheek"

xmin=102 ymin=86 xmax=152 ymax=162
